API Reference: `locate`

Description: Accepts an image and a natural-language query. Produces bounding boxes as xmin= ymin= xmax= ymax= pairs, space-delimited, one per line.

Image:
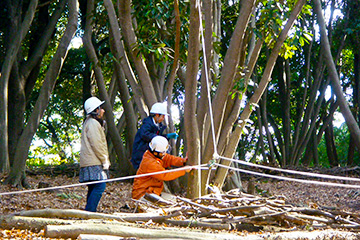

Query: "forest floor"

xmin=1 ymin=167 xmax=360 ymax=239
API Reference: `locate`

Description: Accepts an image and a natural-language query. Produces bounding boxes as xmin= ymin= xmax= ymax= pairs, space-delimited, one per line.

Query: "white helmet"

xmin=84 ymin=97 xmax=105 ymax=115
xmin=150 ymin=102 xmax=168 ymax=116
xmin=149 ymin=136 xmax=169 ymax=153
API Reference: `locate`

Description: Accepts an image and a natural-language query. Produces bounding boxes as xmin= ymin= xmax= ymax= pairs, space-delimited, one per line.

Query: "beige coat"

xmin=80 ymin=117 xmax=110 ymax=167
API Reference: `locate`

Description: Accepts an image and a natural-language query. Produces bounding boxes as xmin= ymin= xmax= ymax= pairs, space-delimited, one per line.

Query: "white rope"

xmin=215 ymin=163 xmax=360 ymax=189
xmin=0 ymin=165 xmax=205 ymax=197
xmin=197 ymin=0 xmax=218 ymax=158
xmin=219 ymin=155 xmax=360 ymax=182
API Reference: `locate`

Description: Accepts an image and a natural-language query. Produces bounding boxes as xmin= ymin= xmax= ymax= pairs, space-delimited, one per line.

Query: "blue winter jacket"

xmin=131 ymin=116 xmax=167 ymax=170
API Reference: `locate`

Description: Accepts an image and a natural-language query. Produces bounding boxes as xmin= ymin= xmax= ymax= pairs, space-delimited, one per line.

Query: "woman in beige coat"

xmin=79 ymin=97 xmax=110 ymax=212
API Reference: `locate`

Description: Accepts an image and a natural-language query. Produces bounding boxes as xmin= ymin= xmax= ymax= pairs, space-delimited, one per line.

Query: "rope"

xmin=0 ymin=165 xmax=206 ymax=197
xmin=215 ymin=163 xmax=360 ymax=189
xmin=197 ymin=0 xmax=218 ymax=158
xmin=219 ymin=156 xmax=360 ymax=182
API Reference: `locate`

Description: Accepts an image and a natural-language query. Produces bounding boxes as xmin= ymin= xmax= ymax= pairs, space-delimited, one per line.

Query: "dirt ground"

xmin=1 ymin=171 xmax=360 ymax=239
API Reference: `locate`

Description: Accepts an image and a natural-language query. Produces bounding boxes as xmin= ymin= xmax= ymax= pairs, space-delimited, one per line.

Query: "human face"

xmin=96 ymin=107 xmax=105 ymax=119
xmin=153 ymin=151 xmax=166 ymax=159
xmin=154 ymin=114 xmax=165 ymax=124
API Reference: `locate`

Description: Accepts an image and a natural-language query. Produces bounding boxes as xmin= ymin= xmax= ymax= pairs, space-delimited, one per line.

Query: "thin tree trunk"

xmin=257 ymin=105 xmax=267 ymax=162
xmin=197 ymin=0 xmax=213 ymax=148
xmin=5 ymin=0 xmax=77 ymax=187
xmin=213 ymin=0 xmax=306 ymax=189
xmin=314 ymin=0 xmax=360 ymax=150
xmin=261 ymin=91 xmax=276 ymax=165
xmin=104 ymin=0 xmax=148 ymax=120
xmin=166 ymin=0 xmax=181 ymax=156
xmin=325 ymin=123 xmax=338 ymax=167
xmin=0 ymin=0 xmax=38 ymax=174
xmin=83 ymin=0 xmax=134 ymax=174
xmin=108 ymin=30 xmax=137 ymax=156
xmin=202 ymin=0 xmax=256 ymax=195
xmin=185 ymin=0 xmax=201 ymax=198
xmin=117 ymin=0 xmax=157 ymax=106
xmin=348 ymin=52 xmax=360 ymax=166
xmin=202 ymin=0 xmax=255 ymax=165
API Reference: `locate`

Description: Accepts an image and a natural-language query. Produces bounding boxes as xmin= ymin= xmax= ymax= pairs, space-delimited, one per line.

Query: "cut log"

xmin=45 ymin=223 xmax=257 ymax=239
xmin=265 ymin=230 xmax=360 ymax=240
xmin=78 ymin=234 xmax=131 ymax=240
xmin=17 ymin=208 xmax=181 ymax=223
xmin=164 ymin=219 xmax=231 ymax=230
xmin=197 ymin=204 xmax=265 ymax=218
xmin=0 ymin=215 xmax=73 ymax=231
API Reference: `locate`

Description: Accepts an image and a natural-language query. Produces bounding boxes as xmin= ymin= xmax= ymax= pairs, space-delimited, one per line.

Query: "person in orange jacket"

xmin=132 ymin=136 xmax=192 ymax=200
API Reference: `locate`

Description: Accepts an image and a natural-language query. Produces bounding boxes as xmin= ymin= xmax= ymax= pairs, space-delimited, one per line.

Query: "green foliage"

xmin=57 ymin=192 xmax=82 ymax=200
xmin=132 ymin=0 xmax=190 ymax=64
xmin=28 ymin=47 xmax=86 ymax=165
xmin=317 ymin=124 xmax=360 ymax=167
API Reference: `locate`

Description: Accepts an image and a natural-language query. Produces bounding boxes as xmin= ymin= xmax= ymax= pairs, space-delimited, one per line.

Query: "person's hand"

xmin=185 ymin=166 xmax=195 ymax=173
xmin=166 ymin=132 xmax=178 ymax=140
xmin=103 ymin=162 xmax=110 ymax=170
xmin=183 ymin=155 xmax=188 ymax=165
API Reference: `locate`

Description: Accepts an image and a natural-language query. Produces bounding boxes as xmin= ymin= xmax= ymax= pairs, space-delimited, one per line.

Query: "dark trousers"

xmin=85 ymin=182 xmax=106 ymax=212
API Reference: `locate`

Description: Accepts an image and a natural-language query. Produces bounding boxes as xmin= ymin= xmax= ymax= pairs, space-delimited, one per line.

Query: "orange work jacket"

xmin=132 ymin=150 xmax=186 ymax=199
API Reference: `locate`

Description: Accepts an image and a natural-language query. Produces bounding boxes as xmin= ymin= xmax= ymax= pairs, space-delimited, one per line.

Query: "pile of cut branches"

xmin=1 ymin=189 xmax=360 ymax=239
xmin=133 ymin=189 xmax=360 ymax=232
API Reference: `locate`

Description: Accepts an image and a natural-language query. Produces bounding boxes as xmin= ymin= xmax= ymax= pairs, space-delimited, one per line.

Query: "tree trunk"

xmin=83 ymin=0 xmax=134 ymax=175
xmin=261 ymin=91 xmax=276 ymax=166
xmin=0 ymin=0 xmax=38 ymax=174
xmin=166 ymin=0 xmax=181 ymax=156
xmin=348 ymin=52 xmax=360 ymax=166
xmin=202 ymin=0 xmax=255 ymax=190
xmin=257 ymin=106 xmax=267 ymax=162
xmin=314 ymin=0 xmax=360 ymax=150
xmin=7 ymin=0 xmax=66 ymax=174
xmin=213 ymin=0 xmax=306 ymax=189
xmin=325 ymin=123 xmax=338 ymax=167
xmin=117 ymin=0 xmax=157 ymax=106
xmin=102 ymin=0 xmax=148 ymax=120
xmin=108 ymin=31 xmax=137 ymax=157
xmin=45 ymin=223 xmax=240 ymax=240
xmin=5 ymin=0 xmax=77 ymax=187
xmin=185 ymin=0 xmax=201 ymax=198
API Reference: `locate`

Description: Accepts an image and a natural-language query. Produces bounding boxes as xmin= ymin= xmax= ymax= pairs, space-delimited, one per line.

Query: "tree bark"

xmin=83 ymin=0 xmax=134 ymax=174
xmin=103 ymin=0 xmax=148 ymax=120
xmin=185 ymin=0 xmax=201 ymax=198
xmin=201 ymin=0 xmax=255 ymax=177
xmin=166 ymin=0 xmax=181 ymax=156
xmin=314 ymin=0 xmax=360 ymax=150
xmin=0 ymin=0 xmax=38 ymax=174
xmin=325 ymin=123 xmax=338 ymax=167
xmin=213 ymin=0 xmax=306 ymax=188
xmin=117 ymin=0 xmax=158 ymax=106
xmin=45 ymin=223 xmax=242 ymax=240
xmin=5 ymin=0 xmax=77 ymax=187
xmin=8 ymin=0 xmax=66 ymax=177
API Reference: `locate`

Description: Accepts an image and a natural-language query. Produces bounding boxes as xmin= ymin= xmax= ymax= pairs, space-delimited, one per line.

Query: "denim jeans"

xmin=85 ymin=182 xmax=106 ymax=212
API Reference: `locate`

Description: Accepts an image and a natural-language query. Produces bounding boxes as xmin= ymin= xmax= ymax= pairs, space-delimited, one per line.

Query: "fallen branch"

xmin=17 ymin=208 xmax=181 ymax=223
xmin=45 ymin=223 xmax=247 ymax=239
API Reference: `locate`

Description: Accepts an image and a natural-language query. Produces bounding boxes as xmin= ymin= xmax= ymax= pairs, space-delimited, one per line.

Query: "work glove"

xmin=101 ymin=170 xmax=109 ymax=179
xmin=166 ymin=132 xmax=179 ymax=140
xmin=103 ymin=162 xmax=110 ymax=170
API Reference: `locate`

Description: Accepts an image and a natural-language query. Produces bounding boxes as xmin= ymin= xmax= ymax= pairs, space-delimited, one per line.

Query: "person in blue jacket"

xmin=131 ymin=102 xmax=178 ymax=170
